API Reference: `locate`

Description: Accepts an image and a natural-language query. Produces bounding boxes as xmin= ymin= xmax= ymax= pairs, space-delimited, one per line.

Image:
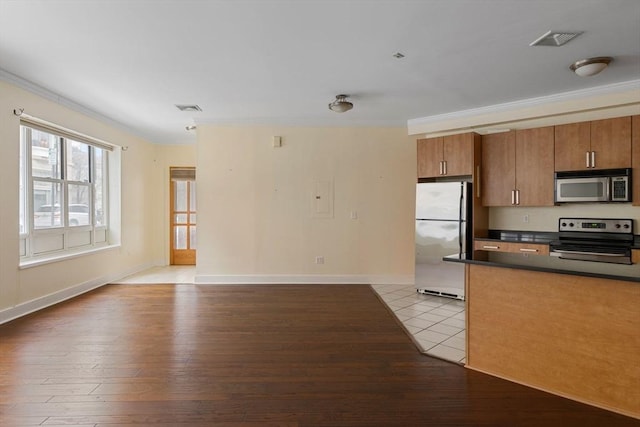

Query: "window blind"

xmin=170 ymin=167 xmax=196 ymax=181
xmin=20 ymin=115 xmax=115 ymax=152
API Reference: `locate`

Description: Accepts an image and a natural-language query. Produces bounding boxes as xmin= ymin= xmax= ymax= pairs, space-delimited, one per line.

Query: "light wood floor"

xmin=0 ymin=284 xmax=636 ymax=426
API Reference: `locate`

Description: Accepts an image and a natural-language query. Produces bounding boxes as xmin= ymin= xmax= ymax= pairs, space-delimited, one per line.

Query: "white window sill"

xmin=19 ymin=244 xmax=121 ymax=269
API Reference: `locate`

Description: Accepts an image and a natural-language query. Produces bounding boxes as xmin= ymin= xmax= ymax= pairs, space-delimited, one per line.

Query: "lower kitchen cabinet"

xmin=466 ymin=264 xmax=640 ymax=418
xmin=473 ymin=239 xmax=549 ymax=256
xmin=633 ymin=249 xmax=640 ymax=264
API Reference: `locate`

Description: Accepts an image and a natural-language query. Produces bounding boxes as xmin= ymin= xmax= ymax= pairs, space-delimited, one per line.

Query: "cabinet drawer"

xmin=474 ymin=240 xmax=506 ymax=252
xmin=474 ymin=240 xmax=549 ymax=256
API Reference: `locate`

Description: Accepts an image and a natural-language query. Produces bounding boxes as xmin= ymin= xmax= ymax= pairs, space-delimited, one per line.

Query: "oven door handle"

xmin=551 ymin=249 xmax=627 ymax=257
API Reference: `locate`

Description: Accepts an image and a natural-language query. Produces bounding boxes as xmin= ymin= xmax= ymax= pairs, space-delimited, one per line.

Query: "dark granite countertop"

xmin=444 ymin=254 xmax=640 ymax=283
xmin=482 ymin=230 xmax=558 ymax=244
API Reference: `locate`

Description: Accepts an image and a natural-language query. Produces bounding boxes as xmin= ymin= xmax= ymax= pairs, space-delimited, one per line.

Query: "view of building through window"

xmin=19 ymin=123 xmax=110 ymax=258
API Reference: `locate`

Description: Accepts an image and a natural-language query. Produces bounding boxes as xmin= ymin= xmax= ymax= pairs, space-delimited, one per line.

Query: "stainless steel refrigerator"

xmin=415 ymin=181 xmax=472 ymax=300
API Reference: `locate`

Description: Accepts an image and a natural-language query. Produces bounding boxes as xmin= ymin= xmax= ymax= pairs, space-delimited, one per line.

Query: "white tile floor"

xmin=371 ymin=284 xmax=466 ymax=364
xmin=114 ymin=267 xmax=466 ymax=364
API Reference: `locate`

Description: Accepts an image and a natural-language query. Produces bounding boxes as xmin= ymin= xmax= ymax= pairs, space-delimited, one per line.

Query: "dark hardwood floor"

xmin=0 ymin=284 xmax=637 ymax=426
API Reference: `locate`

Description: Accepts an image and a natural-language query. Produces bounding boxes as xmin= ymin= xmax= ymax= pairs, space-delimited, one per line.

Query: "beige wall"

xmin=195 ymin=125 xmax=415 ymax=284
xmin=0 ymin=81 xmax=163 ymax=319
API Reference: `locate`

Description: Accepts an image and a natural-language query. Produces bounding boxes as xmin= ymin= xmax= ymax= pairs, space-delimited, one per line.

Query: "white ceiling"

xmin=1 ymin=0 xmax=639 ymax=144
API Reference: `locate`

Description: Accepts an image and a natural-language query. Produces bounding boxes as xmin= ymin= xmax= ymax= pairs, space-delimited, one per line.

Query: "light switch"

xmin=272 ymin=136 xmax=282 ymax=147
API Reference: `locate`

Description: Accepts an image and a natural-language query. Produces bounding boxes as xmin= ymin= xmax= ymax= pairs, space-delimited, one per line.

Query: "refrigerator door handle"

xmin=458 ymin=182 xmax=464 ymax=254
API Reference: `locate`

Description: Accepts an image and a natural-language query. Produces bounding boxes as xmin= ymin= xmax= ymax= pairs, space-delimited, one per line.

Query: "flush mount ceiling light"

xmin=328 ymin=94 xmax=353 ymax=113
xmin=570 ymin=57 xmax=613 ymax=77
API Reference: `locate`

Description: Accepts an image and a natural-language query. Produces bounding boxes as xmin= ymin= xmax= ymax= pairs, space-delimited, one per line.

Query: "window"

xmin=19 ymin=119 xmax=113 ymax=261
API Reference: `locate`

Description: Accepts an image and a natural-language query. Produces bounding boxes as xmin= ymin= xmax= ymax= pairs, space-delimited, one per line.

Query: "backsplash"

xmin=489 ymin=204 xmax=640 ymax=232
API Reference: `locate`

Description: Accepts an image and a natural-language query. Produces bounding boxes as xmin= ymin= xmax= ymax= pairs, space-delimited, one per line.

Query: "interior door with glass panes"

xmin=170 ymin=167 xmax=196 ymax=265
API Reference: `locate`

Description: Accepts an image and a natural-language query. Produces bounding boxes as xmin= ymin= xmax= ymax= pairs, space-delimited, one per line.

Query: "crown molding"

xmin=407 ymin=80 xmax=640 ymax=135
xmin=195 ymin=117 xmax=405 ymax=128
xmin=0 ymin=68 xmax=156 ymax=142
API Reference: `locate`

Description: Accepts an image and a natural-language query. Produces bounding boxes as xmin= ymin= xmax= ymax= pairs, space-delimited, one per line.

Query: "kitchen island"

xmin=446 ymin=254 xmax=640 ymax=418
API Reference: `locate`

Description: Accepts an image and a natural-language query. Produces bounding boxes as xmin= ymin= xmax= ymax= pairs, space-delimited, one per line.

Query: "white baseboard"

xmin=194 ymin=274 xmax=414 ymax=285
xmin=0 ymin=261 xmax=156 ymax=325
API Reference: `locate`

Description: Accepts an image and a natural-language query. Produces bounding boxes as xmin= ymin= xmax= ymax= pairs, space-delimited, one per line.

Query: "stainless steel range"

xmin=550 ymin=218 xmax=634 ymax=264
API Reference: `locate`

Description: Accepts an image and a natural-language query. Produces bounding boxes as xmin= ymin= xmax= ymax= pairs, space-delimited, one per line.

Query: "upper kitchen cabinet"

xmin=482 ymin=131 xmax=516 ymax=206
xmin=633 ymin=115 xmax=639 ymax=206
xmin=417 ymin=133 xmax=474 ymax=179
xmin=417 ymin=137 xmax=443 ymax=178
xmin=482 ymin=127 xmax=554 ymax=207
xmin=555 ymin=117 xmax=631 ymax=171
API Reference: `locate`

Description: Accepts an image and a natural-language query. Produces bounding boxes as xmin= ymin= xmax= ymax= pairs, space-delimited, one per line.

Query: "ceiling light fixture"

xmin=570 ymin=57 xmax=613 ymax=77
xmin=328 ymin=94 xmax=353 ymax=113
xmin=185 ymin=125 xmax=197 ymax=131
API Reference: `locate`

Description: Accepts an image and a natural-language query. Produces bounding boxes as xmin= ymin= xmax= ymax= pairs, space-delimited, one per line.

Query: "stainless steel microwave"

xmin=555 ymin=168 xmax=631 ymax=203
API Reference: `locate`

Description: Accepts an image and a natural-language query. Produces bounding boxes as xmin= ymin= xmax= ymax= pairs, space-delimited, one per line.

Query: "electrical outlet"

xmin=523 ymin=214 xmax=529 ymax=223
xmin=315 ymin=256 xmax=325 ymax=265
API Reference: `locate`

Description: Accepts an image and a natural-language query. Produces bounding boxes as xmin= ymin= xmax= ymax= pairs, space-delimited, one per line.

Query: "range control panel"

xmin=558 ymin=218 xmax=633 ymax=234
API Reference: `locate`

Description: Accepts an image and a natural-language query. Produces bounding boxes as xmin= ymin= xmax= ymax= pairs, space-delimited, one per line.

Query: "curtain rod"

xmin=13 ymin=108 xmax=127 ymax=152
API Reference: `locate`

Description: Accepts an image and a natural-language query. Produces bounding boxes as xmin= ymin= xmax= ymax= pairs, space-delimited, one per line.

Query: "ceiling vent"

xmin=529 ymin=30 xmax=583 ymax=47
xmin=175 ymin=104 xmax=202 ymax=112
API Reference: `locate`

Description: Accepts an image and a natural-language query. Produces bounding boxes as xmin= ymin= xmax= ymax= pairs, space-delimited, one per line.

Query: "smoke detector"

xmin=529 ymin=30 xmax=583 ymax=47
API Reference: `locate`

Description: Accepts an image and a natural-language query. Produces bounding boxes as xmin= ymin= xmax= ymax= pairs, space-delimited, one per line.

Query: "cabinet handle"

xmin=591 ymin=151 xmax=596 ymax=168
xmin=515 ymin=189 xmax=520 ymax=205
xmin=511 ymin=190 xmax=515 ymax=205
xmin=519 ymin=248 xmax=539 ymax=253
xmin=443 ymin=160 xmax=447 ymax=175
xmin=586 ymin=152 xmax=590 ymax=168
xmin=439 ymin=161 xmax=443 ymax=175
xmin=482 ymin=245 xmax=500 ymax=250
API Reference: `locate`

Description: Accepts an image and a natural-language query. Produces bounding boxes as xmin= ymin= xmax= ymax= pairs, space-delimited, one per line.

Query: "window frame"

xmin=19 ymin=119 xmax=114 ymax=263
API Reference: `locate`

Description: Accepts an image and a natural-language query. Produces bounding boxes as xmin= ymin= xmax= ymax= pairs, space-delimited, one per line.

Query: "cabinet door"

xmin=516 ymin=127 xmax=555 ymax=206
xmin=417 ymin=137 xmax=443 ymax=178
xmin=481 ymin=131 xmax=516 ymax=206
xmin=443 ymin=133 xmax=474 ymax=176
xmin=555 ymin=122 xmax=590 ymax=171
xmin=632 ymin=115 xmax=640 ymax=206
xmin=590 ymin=117 xmax=632 ymax=169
